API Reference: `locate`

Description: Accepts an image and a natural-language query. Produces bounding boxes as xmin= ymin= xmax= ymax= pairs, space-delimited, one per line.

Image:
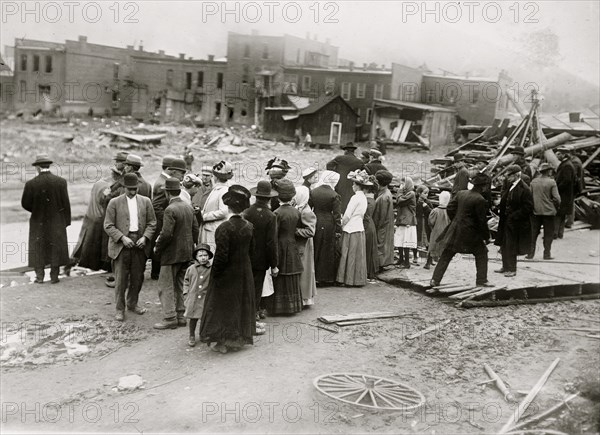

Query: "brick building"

xmin=421 ymin=70 xmax=513 ymax=125
xmin=224 ymin=31 xmax=339 ymax=125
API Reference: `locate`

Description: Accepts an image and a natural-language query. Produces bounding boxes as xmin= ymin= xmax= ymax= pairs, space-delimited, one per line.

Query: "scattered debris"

xmin=318 ymin=312 xmax=418 ymax=327
xmin=405 ymin=319 xmax=451 ymax=340
xmin=117 ymin=374 xmax=145 ymax=391
xmin=509 ymin=393 xmax=579 ymax=432
xmin=483 ymin=363 xmax=517 ymax=403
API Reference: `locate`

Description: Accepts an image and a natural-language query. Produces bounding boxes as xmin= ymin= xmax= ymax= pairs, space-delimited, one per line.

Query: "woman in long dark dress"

xmin=271 ymin=179 xmax=304 ymax=315
xmin=199 ymin=185 xmax=255 ymax=354
xmin=310 ymin=170 xmax=341 ymax=286
xmin=364 ymin=178 xmax=379 ymax=282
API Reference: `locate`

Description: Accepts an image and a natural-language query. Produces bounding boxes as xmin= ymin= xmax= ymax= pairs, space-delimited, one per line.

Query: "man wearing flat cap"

xmin=326 ymin=142 xmax=365 ymax=213
xmin=431 ymin=173 xmax=493 ymax=288
xmin=123 ymin=154 xmax=152 ymax=198
xmin=528 ymin=163 xmax=560 ymax=259
xmin=365 ymin=149 xmax=387 ymax=176
xmin=21 ymin=155 xmax=71 ymax=284
xmin=154 ymin=177 xmax=199 ymax=329
xmin=150 ymin=154 xmax=177 ymax=279
xmin=494 ymin=164 xmax=533 ymax=277
xmin=104 ymin=173 xmax=156 ymax=321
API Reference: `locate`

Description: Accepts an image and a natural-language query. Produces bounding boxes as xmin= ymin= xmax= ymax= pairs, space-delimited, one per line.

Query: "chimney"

xmin=363 ymin=63 xmax=367 ymax=71
xmin=139 ymin=40 xmax=144 ymax=51
xmin=189 ymin=57 xmax=193 ymax=60
xmin=127 ymin=45 xmax=134 ymax=50
xmin=381 ymin=64 xmax=385 ymax=70
xmin=179 ymin=53 xmax=185 ymax=59
xmin=158 ymin=50 xmax=165 ymax=56
xmin=349 ymin=61 xmax=354 ymax=71
xmin=208 ymin=54 xmax=215 ymax=62
xmin=78 ymin=35 xmax=87 ymax=43
xmin=465 ymin=71 xmax=470 ymax=79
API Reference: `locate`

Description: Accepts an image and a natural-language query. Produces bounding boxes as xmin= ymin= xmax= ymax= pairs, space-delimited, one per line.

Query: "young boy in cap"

xmin=183 ymin=244 xmax=213 ymax=347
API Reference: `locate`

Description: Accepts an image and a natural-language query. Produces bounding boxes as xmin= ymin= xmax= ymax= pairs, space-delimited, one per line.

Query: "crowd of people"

xmin=20 ymin=141 xmax=584 ymax=353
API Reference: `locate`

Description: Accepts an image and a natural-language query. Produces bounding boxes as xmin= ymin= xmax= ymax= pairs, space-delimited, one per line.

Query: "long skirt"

xmin=300 ymin=239 xmax=317 ymax=305
xmin=271 ymin=274 xmax=303 ymax=315
xmin=394 ymin=225 xmax=417 ymax=249
xmin=314 ymin=213 xmax=337 ymax=283
xmin=365 ymin=221 xmax=378 ymax=279
xmin=336 ymin=231 xmax=367 ymax=286
xmin=72 ymin=216 xmax=105 ymax=270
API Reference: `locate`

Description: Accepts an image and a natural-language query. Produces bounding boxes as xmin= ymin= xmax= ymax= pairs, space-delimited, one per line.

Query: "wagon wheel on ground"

xmin=314 ymin=373 xmax=425 ymax=411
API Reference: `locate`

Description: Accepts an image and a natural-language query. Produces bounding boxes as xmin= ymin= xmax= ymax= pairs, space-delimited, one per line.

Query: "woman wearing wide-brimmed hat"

xmin=336 ymin=169 xmax=369 ymax=287
xmin=199 ymin=161 xmax=234 ymax=250
xmin=199 ymin=185 xmax=255 ymax=353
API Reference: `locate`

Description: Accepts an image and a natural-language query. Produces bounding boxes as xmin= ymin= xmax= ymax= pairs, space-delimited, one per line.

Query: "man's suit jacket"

xmin=136 ymin=172 xmax=153 ymax=199
xmin=155 ymin=197 xmax=199 ymax=265
xmin=104 ymin=194 xmax=157 ymax=259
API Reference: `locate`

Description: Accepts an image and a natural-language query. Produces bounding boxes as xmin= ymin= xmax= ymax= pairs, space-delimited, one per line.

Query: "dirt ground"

xmin=1 ymin=118 xmax=599 ymax=433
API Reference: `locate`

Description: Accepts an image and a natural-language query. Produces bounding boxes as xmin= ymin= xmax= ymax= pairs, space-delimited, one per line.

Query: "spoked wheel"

xmin=314 ymin=373 xmax=425 ymax=411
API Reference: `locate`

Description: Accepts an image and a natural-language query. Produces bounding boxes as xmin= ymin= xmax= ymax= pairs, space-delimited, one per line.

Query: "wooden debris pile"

xmin=425 ymin=91 xmax=600 ymax=228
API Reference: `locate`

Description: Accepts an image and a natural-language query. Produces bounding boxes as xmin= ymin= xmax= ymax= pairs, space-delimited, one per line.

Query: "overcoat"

xmin=243 ymin=203 xmax=278 ymax=272
xmin=439 ymin=190 xmax=489 ymax=254
xmin=155 ymin=197 xmax=199 ymax=265
xmin=200 ymin=215 xmax=256 ymax=344
xmin=309 ymin=185 xmax=342 ymax=282
xmin=365 ymin=160 xmax=388 ymax=175
xmin=183 ymin=262 xmax=211 ymax=319
xmin=326 ymin=152 xmax=364 ymax=212
xmin=135 ymin=172 xmax=152 ymax=199
xmin=555 ymin=159 xmax=576 ymax=215
xmin=274 ymin=204 xmax=303 ymax=274
xmin=372 ymin=187 xmax=395 ymax=267
xmin=494 ymin=180 xmax=533 ymax=255
xmin=21 ymin=171 xmax=71 ymax=268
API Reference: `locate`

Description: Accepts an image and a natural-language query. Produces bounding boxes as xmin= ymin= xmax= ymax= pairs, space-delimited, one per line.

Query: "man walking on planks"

xmin=430 ymin=173 xmax=493 ymax=288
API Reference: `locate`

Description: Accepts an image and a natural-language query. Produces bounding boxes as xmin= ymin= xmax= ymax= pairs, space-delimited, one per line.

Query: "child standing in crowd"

xmin=183 ymin=244 xmax=213 ymax=347
xmin=426 ymin=191 xmax=451 ymax=270
xmin=394 ymin=177 xmax=417 ymax=269
xmin=414 ymin=185 xmax=432 ymax=265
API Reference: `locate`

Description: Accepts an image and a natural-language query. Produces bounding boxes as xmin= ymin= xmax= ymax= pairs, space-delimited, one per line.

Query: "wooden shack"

xmin=263 ymin=95 xmax=357 ymax=146
xmin=371 ymin=99 xmax=456 ymax=150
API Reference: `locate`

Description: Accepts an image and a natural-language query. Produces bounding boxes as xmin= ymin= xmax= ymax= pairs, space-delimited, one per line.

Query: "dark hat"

xmin=110 ymin=165 xmax=122 ymax=175
xmin=361 ymin=150 xmax=371 ymax=159
xmin=213 ymin=161 xmax=234 ymax=179
xmin=168 ymin=158 xmax=187 ymax=173
xmin=123 ymin=173 xmax=139 ymax=188
xmin=223 ymin=184 xmax=251 ymax=206
xmin=162 ymin=154 xmax=176 ymax=167
xmin=265 ymin=157 xmax=290 ymax=171
xmin=471 ymin=172 xmax=491 ymax=186
xmin=341 ymin=142 xmax=357 ymax=150
xmin=250 ymin=180 xmax=278 ymax=198
xmin=32 ymin=154 xmax=53 ymax=166
xmin=453 ymin=152 xmax=465 ymax=162
xmin=164 ymin=177 xmax=181 ymax=192
xmin=193 ymin=243 xmax=213 ymax=259
xmin=512 ymin=146 xmax=525 ymax=155
xmin=375 ymin=170 xmax=393 ymax=186
xmin=125 ymin=154 xmax=143 ymax=167
xmin=505 ymin=164 xmax=522 ymax=176
xmin=538 ymin=163 xmax=553 ymax=173
xmin=114 ymin=151 xmax=129 ymax=162
xmin=274 ymin=178 xmax=296 ymax=201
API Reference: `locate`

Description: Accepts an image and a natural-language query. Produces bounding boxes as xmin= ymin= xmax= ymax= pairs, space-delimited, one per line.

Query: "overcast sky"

xmin=2 ymin=1 xmax=599 ymax=84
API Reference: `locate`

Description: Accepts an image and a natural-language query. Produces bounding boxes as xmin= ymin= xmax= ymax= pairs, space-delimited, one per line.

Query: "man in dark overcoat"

xmin=554 ymin=150 xmax=577 ymax=239
xmin=494 ymin=165 xmax=534 ymax=277
xmin=451 ymin=152 xmax=470 ymax=197
xmin=431 ymin=173 xmax=492 ymax=287
xmin=326 ymin=142 xmax=364 ymax=213
xmin=243 ymin=180 xmax=279 ymax=318
xmin=154 ymin=178 xmax=199 ymax=329
xmin=512 ymin=146 xmax=533 ymax=180
xmin=365 ymin=149 xmax=388 ymax=175
xmin=150 ymin=154 xmax=176 ymax=279
xmin=104 ymin=173 xmax=156 ymax=321
xmin=21 ymin=155 xmax=71 ymax=284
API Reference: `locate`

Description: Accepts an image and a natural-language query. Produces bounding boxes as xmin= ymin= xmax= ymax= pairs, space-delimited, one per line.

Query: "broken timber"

xmin=405 ymin=319 xmax=450 ymax=340
xmin=483 ymin=363 xmax=516 ymax=403
xmin=99 ymin=129 xmax=166 ymax=144
xmin=509 ymin=393 xmax=578 ymax=432
xmin=317 ymin=312 xmax=417 ymax=326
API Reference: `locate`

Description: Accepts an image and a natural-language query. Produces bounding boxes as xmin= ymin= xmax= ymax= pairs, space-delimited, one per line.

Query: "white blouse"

xmin=342 ymin=191 xmax=367 ymax=233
